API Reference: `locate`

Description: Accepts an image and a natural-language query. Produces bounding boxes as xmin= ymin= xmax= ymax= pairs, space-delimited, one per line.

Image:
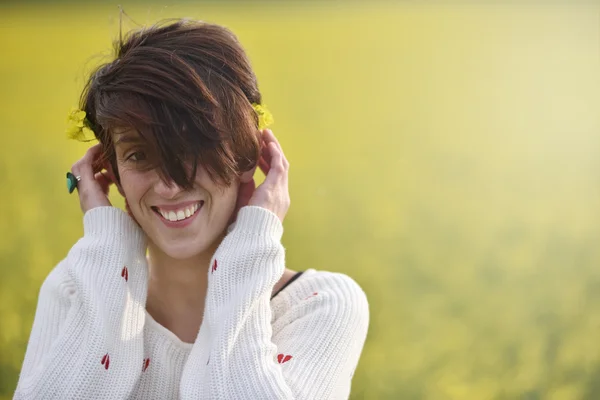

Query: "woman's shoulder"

xmin=292 ymin=269 xmax=368 ymax=300
xmin=271 ymin=269 xmax=369 ymax=327
xmin=36 ymin=260 xmax=77 ymax=303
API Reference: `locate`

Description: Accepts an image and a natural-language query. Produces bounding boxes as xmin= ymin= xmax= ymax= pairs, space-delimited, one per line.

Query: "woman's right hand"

xmin=71 ymin=144 xmax=115 ymax=213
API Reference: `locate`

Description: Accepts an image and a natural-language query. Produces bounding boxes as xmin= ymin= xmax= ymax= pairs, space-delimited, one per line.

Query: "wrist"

xmin=83 ymin=206 xmax=146 ymax=252
xmin=233 ymin=206 xmax=284 ymax=240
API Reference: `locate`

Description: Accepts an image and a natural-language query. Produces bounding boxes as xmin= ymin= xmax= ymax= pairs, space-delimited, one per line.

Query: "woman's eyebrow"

xmin=114 ymin=136 xmax=143 ymax=145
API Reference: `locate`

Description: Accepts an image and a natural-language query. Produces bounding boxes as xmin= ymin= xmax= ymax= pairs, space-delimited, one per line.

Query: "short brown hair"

xmin=80 ymin=19 xmax=263 ymax=189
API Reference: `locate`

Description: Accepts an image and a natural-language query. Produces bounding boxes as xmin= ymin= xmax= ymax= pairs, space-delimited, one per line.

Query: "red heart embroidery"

xmin=212 ymin=259 xmax=218 ymax=273
xmin=101 ymin=353 xmax=110 ymax=370
xmin=121 ymin=266 xmax=128 ymax=282
xmin=277 ymin=354 xmax=292 ymax=364
xmin=142 ymin=358 xmax=150 ymax=372
xmin=304 ymin=292 xmax=318 ymax=300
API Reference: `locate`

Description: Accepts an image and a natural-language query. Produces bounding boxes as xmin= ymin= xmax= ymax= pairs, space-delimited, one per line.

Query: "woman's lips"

xmin=152 ymin=201 xmax=203 ymax=228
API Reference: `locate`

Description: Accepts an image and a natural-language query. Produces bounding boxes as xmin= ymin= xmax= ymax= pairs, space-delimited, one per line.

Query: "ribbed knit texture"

xmin=15 ymin=206 xmax=369 ymax=400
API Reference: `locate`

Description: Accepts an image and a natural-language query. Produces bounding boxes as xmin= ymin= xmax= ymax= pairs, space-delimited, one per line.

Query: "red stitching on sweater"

xmin=304 ymin=292 xmax=318 ymax=300
xmin=142 ymin=358 xmax=150 ymax=372
xmin=211 ymin=259 xmax=218 ymax=274
xmin=101 ymin=353 xmax=110 ymax=370
xmin=121 ymin=266 xmax=128 ymax=282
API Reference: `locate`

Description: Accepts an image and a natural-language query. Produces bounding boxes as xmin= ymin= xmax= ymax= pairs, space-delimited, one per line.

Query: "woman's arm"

xmin=15 ymin=207 xmax=148 ymax=400
xmin=180 ymin=206 xmax=369 ymax=399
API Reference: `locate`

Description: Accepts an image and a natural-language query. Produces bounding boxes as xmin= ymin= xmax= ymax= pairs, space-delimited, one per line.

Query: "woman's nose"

xmin=154 ymin=177 xmax=184 ymax=199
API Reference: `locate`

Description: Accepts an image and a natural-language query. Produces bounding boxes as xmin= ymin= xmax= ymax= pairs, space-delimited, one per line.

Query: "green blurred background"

xmin=1 ymin=2 xmax=600 ymax=399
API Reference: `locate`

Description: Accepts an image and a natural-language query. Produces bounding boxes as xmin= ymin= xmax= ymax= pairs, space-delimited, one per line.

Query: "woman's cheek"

xmin=118 ymin=168 xmax=150 ymax=213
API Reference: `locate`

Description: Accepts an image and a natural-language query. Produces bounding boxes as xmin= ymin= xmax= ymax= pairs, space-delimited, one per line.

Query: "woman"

xmin=15 ymin=19 xmax=369 ymax=400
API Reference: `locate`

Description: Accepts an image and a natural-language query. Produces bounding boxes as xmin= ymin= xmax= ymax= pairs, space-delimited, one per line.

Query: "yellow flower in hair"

xmin=252 ymin=103 xmax=274 ymax=130
xmin=66 ymin=107 xmax=94 ymax=141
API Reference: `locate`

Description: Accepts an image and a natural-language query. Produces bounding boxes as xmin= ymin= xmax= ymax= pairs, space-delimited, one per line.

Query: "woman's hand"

xmin=234 ymin=129 xmax=290 ymax=223
xmin=71 ymin=144 xmax=115 ymax=213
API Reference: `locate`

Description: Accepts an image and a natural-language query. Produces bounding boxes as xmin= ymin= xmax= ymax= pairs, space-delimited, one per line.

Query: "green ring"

xmin=66 ymin=172 xmax=78 ymax=194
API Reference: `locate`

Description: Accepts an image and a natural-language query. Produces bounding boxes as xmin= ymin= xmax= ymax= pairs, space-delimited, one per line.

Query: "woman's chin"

xmin=159 ymin=242 xmax=210 ymax=260
xmin=144 ymin=223 xmax=226 ymax=261
xmin=154 ymin=234 xmax=217 ymax=260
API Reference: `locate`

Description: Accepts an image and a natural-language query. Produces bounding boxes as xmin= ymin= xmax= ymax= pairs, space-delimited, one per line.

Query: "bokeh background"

xmin=1 ymin=1 xmax=600 ymax=399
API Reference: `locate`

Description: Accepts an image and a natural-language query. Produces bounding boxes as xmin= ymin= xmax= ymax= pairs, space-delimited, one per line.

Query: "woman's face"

xmin=113 ymin=134 xmax=239 ymax=260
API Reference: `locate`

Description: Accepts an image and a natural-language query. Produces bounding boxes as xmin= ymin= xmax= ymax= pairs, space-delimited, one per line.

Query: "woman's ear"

xmin=239 ymin=165 xmax=257 ymax=183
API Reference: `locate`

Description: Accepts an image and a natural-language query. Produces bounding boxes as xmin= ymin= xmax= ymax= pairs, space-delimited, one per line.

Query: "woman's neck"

xmin=143 ymin=235 xmax=298 ymax=343
xmin=145 ymin=238 xmax=221 ymax=343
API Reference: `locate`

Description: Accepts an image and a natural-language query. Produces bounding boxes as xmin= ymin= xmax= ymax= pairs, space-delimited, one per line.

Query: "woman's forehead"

xmin=113 ymin=128 xmax=143 ymax=146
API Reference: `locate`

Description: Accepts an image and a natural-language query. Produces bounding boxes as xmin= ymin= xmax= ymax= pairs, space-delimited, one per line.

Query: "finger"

xmin=263 ymin=142 xmax=286 ymax=187
xmin=263 ymin=129 xmax=284 ymax=154
xmin=84 ymin=143 xmax=105 ymax=169
xmin=262 ymin=129 xmax=280 ymax=148
xmin=71 ymin=144 xmax=104 ymax=193
xmin=260 ymin=138 xmax=272 ymax=166
xmin=104 ymin=161 xmax=117 ymax=183
xmin=263 ymin=129 xmax=289 ymax=170
xmin=94 ymin=171 xmax=112 ymax=195
xmin=258 ymin=157 xmax=270 ymax=176
xmin=257 ymin=139 xmax=272 ymax=176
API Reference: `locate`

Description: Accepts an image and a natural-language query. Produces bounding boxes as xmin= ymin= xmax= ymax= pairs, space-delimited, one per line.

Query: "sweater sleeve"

xmin=179 ymin=206 xmax=369 ymax=399
xmin=15 ymin=207 xmax=149 ymax=400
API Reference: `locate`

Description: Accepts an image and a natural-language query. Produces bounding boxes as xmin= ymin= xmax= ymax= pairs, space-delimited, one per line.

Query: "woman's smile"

xmin=151 ymin=200 xmax=204 ymax=228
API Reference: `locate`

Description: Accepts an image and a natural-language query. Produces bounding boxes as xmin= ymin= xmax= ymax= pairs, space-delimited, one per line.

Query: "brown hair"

xmin=80 ymin=19 xmax=263 ymax=189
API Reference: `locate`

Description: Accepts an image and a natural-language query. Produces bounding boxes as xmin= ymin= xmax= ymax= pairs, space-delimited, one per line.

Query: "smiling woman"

xmin=14 ymin=19 xmax=369 ymax=400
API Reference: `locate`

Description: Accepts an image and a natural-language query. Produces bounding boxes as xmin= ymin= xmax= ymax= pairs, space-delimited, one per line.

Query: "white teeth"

xmin=158 ymin=202 xmax=201 ymax=222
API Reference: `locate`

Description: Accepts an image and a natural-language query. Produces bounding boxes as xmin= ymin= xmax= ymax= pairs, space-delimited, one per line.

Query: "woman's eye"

xmin=127 ymin=151 xmax=147 ymax=162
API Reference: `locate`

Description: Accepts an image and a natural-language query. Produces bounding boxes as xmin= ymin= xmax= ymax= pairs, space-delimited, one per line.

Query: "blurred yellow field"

xmin=1 ymin=2 xmax=599 ymax=399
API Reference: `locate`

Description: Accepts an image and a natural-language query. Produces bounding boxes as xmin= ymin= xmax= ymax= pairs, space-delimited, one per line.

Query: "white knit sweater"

xmin=15 ymin=206 xmax=369 ymax=399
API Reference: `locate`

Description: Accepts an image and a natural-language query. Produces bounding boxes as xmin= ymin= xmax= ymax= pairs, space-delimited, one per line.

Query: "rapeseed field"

xmin=1 ymin=2 xmax=599 ymax=399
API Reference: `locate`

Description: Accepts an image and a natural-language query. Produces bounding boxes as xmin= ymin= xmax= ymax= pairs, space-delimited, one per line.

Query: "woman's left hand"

xmin=235 ymin=129 xmax=290 ymax=223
